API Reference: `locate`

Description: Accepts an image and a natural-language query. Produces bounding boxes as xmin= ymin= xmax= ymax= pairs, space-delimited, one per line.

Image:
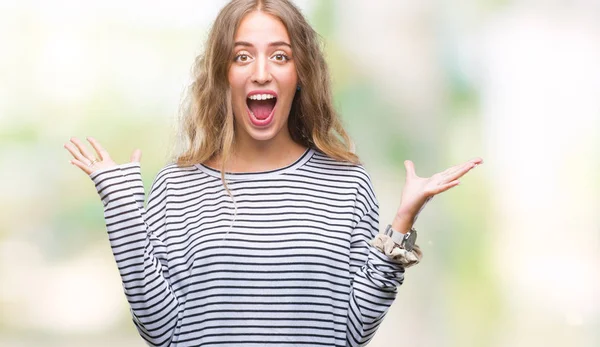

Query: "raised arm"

xmin=345 ymin=157 xmax=484 ymax=346
xmin=65 ymin=137 xmax=181 ymax=346
xmin=345 ymin=190 xmax=406 ymax=347
xmin=90 ymin=163 xmax=181 ymax=346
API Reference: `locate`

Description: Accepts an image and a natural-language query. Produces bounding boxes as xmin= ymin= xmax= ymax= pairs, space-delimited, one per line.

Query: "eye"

xmin=272 ymin=52 xmax=290 ymax=62
xmin=234 ymin=53 xmax=252 ymax=63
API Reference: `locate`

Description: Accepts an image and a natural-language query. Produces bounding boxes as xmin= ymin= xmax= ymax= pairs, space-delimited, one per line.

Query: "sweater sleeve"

xmin=345 ymin=184 xmax=406 ymax=346
xmin=89 ymin=162 xmax=180 ymax=346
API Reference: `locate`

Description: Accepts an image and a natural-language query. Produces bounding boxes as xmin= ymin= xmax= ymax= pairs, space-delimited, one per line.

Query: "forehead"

xmin=234 ymin=11 xmax=290 ymax=44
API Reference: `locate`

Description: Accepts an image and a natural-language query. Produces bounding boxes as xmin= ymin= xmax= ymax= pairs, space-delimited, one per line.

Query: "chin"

xmin=244 ymin=122 xmax=284 ymax=143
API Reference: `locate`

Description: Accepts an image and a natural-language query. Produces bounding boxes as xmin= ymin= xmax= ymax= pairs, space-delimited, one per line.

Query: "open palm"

xmin=64 ymin=136 xmax=141 ymax=176
xmin=398 ymin=157 xmax=484 ymax=222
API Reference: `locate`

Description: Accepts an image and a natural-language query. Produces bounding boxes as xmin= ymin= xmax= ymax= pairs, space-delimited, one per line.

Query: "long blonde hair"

xmin=174 ymin=0 xmax=360 ymax=192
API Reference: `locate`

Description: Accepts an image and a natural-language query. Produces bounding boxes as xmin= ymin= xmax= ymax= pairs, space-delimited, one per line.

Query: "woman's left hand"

xmin=396 ymin=157 xmax=484 ymax=224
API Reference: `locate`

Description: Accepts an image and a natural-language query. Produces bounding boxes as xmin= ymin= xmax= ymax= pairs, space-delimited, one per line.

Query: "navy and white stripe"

xmin=90 ymin=147 xmax=406 ymax=346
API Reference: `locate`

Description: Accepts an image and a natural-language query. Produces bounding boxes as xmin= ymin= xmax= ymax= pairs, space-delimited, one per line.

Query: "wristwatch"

xmin=384 ymin=224 xmax=417 ymax=252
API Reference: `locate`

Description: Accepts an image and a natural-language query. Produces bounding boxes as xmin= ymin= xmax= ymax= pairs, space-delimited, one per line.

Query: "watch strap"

xmin=384 ymin=224 xmax=417 ymax=252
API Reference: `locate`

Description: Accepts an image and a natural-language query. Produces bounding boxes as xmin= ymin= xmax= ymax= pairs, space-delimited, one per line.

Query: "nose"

xmin=251 ymin=56 xmax=271 ymax=85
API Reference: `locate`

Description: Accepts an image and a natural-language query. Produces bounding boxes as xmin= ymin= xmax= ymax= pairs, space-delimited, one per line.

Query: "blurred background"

xmin=1 ymin=0 xmax=598 ymax=346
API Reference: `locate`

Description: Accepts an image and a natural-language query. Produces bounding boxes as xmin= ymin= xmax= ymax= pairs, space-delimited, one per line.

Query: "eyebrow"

xmin=234 ymin=41 xmax=292 ymax=48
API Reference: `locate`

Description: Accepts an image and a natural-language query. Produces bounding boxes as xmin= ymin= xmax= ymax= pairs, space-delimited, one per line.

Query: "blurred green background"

xmin=1 ymin=0 xmax=598 ymax=346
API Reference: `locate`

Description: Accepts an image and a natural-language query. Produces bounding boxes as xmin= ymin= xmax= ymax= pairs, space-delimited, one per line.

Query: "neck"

xmin=211 ymin=129 xmax=307 ymax=173
xmin=232 ymin=143 xmax=305 ymax=172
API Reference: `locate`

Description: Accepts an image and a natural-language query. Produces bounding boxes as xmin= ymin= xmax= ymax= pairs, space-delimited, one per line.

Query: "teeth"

xmin=248 ymin=94 xmax=275 ymax=101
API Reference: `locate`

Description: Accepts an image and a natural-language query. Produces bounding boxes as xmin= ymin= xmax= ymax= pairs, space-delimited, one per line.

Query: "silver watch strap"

xmin=384 ymin=224 xmax=407 ymax=246
xmin=384 ymin=224 xmax=417 ymax=251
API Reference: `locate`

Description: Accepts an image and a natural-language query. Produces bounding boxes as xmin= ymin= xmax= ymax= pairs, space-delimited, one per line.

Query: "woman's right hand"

xmin=64 ymin=136 xmax=142 ymax=176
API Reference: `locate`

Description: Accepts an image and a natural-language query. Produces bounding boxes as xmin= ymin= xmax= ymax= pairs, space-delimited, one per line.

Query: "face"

xmin=228 ymin=10 xmax=298 ymax=147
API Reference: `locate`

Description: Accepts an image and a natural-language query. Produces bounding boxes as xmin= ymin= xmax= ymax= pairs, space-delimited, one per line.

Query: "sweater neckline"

xmin=195 ymin=147 xmax=314 ymax=181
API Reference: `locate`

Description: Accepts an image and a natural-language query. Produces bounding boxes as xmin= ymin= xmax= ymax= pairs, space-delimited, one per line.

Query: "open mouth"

xmin=246 ymin=93 xmax=277 ymax=121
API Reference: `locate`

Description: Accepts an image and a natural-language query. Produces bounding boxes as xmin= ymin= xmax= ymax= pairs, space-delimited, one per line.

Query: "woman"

xmin=64 ymin=0 xmax=483 ymax=346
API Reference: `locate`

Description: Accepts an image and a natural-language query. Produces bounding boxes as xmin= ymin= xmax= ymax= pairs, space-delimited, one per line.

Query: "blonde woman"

xmin=64 ymin=0 xmax=483 ymax=345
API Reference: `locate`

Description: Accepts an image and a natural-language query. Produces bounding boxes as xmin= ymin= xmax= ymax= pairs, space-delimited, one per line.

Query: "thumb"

xmin=404 ymin=160 xmax=416 ymax=178
xmin=130 ymin=149 xmax=142 ymax=163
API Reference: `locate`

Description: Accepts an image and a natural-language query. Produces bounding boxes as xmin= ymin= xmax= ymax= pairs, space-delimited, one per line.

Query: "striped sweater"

xmin=90 ymin=147 xmax=407 ymax=346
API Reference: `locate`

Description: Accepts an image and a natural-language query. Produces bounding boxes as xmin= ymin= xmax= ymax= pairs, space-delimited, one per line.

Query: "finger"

xmin=444 ymin=162 xmax=477 ymax=182
xmin=432 ymin=179 xmax=460 ymax=194
xmin=461 ymin=157 xmax=483 ymax=170
xmin=69 ymin=158 xmax=92 ymax=175
xmin=70 ymin=137 xmax=96 ymax=162
xmin=130 ymin=149 xmax=142 ymax=163
xmin=404 ymin=160 xmax=416 ymax=178
xmin=442 ymin=161 xmax=472 ymax=177
xmin=442 ymin=159 xmax=480 ymax=181
xmin=87 ymin=136 xmax=109 ymax=161
xmin=439 ymin=164 xmax=462 ymax=178
xmin=64 ymin=142 xmax=91 ymax=165
xmin=469 ymin=157 xmax=484 ymax=165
